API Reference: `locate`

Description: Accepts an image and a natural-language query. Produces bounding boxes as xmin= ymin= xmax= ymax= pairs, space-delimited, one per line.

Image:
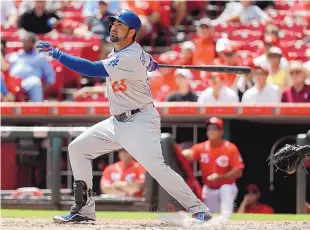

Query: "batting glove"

xmin=147 ymin=55 xmax=159 ymax=72
xmin=35 ymin=40 xmax=54 ymax=57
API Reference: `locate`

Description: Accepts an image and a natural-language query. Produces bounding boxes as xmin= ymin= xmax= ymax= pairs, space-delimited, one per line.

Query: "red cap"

xmin=206 ymin=117 xmax=224 ymax=130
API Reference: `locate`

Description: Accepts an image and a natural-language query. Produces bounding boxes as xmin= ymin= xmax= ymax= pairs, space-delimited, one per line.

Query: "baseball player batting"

xmin=36 ymin=10 xmax=212 ymax=224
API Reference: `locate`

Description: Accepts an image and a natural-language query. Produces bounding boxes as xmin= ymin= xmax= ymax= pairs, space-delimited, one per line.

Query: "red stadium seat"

xmin=5 ymin=42 xmax=23 ymax=54
xmin=57 ymin=45 xmax=83 ymax=88
xmin=237 ymin=22 xmax=265 ymax=33
xmin=62 ymin=2 xmax=84 ymax=13
xmin=1 ymin=25 xmax=17 ymax=33
xmin=3 ymin=33 xmax=20 ymax=42
xmin=158 ymin=0 xmax=173 ymax=46
xmin=229 ymin=31 xmax=262 ymax=42
xmin=287 ymin=52 xmax=308 ymax=62
xmin=275 ymin=0 xmax=295 ymax=10
xmin=238 ymin=41 xmax=264 ymax=54
xmin=71 ymin=34 xmax=101 ymax=47
xmin=279 ymin=31 xmax=302 ymax=42
xmin=62 ymin=12 xmax=85 ymax=23
xmin=286 ymin=41 xmax=309 ymax=53
xmin=266 ymin=9 xmax=287 ymax=22
xmin=44 ymin=59 xmax=64 ymax=101
xmin=74 ymin=93 xmax=108 ymax=102
xmin=5 ymin=75 xmax=24 ymax=101
xmin=277 ymin=22 xmax=305 ymax=36
xmin=214 ymin=23 xmax=236 ymax=34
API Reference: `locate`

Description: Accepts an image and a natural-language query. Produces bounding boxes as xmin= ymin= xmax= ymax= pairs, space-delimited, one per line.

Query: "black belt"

xmin=115 ymin=103 xmax=155 ymax=122
xmin=115 ymin=108 xmax=141 ymax=122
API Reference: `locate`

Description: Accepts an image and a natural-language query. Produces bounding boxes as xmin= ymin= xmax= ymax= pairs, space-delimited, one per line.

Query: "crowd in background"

xmin=1 ymin=0 xmax=310 ymax=104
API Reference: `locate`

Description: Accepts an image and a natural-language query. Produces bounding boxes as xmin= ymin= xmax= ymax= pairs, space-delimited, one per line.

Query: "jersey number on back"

xmin=111 ymin=79 xmax=128 ymax=93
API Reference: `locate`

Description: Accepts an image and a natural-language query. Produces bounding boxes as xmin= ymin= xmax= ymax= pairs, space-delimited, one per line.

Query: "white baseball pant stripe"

xmin=202 ymin=183 xmax=238 ymax=219
xmin=68 ymin=107 xmax=209 ymax=219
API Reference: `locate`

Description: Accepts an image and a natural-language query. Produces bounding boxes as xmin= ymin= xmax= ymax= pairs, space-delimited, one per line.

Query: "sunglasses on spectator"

xmin=289 ymin=70 xmax=302 ymax=75
xmin=268 ymin=54 xmax=281 ymax=58
xmin=253 ymin=71 xmax=268 ymax=76
xmin=223 ymin=52 xmax=234 ymax=56
xmin=200 ymin=24 xmax=210 ymax=29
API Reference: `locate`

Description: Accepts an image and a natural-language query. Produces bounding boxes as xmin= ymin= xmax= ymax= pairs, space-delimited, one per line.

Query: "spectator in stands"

xmin=82 ymin=0 xmax=121 ymax=16
xmin=242 ymin=64 xmax=280 ymax=104
xmin=121 ymin=1 xmax=161 ymax=41
xmin=0 ymin=73 xmax=15 ymax=102
xmin=165 ymin=69 xmax=198 ymax=102
xmin=192 ymin=18 xmax=216 ymax=66
xmin=18 ymin=0 xmax=63 ymax=15
xmin=100 ymin=149 xmax=146 ymax=197
xmin=78 ymin=0 xmax=113 ymax=59
xmin=18 ymin=0 xmax=61 ymax=34
xmin=236 ymin=73 xmax=255 ymax=101
xmin=214 ymin=43 xmax=242 ymax=88
xmin=182 ymin=117 xmax=244 ymax=219
xmin=0 ymin=1 xmax=18 ymax=26
xmin=281 ymin=61 xmax=310 ymax=103
xmin=238 ymin=184 xmax=274 ymax=214
xmin=198 ymin=73 xmax=239 ymax=104
xmin=173 ymin=1 xmax=208 ymax=29
xmin=83 ymin=1 xmax=112 ymax=40
xmin=6 ymin=32 xmax=55 ymax=102
xmin=253 ymin=26 xmax=289 ymax=69
xmin=266 ymin=46 xmax=289 ymax=90
xmin=179 ymin=41 xmax=195 ymax=65
xmin=212 ymin=0 xmax=270 ymax=26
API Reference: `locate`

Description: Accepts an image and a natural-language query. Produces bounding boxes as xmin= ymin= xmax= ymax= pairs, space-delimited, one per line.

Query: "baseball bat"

xmin=158 ymin=64 xmax=251 ymax=74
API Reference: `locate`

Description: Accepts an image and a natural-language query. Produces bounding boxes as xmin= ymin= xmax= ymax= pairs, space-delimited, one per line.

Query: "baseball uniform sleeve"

xmin=229 ymin=144 xmax=245 ymax=169
xmin=102 ymin=50 xmax=148 ymax=81
xmin=190 ymin=144 xmax=202 ymax=161
xmin=101 ymin=166 xmax=112 ymax=184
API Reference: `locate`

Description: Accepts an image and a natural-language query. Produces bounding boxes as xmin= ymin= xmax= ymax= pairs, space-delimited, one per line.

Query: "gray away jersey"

xmin=102 ymin=42 xmax=154 ymax=115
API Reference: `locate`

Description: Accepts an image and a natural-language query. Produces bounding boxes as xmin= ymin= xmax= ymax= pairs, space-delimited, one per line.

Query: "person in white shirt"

xmin=242 ymin=64 xmax=280 ymax=104
xmin=253 ymin=35 xmax=289 ymax=72
xmin=0 ymin=1 xmax=18 ymax=26
xmin=198 ymin=73 xmax=239 ymax=104
xmin=212 ymin=0 xmax=270 ymax=26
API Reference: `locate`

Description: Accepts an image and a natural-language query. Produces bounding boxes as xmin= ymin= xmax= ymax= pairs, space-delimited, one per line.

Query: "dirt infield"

xmin=2 ymin=218 xmax=310 ymax=230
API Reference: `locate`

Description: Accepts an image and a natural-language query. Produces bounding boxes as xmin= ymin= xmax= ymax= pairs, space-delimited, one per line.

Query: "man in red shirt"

xmin=238 ymin=184 xmax=274 ymax=214
xmin=281 ymin=61 xmax=310 ymax=103
xmin=100 ymin=149 xmax=146 ymax=197
xmin=182 ymin=117 xmax=244 ymax=219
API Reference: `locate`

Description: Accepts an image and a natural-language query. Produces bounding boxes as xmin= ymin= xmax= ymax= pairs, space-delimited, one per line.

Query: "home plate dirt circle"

xmin=1 ymin=218 xmax=310 ymax=230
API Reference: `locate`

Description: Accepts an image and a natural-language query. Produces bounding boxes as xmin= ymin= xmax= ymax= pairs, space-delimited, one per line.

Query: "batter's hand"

xmin=147 ymin=55 xmax=159 ymax=72
xmin=207 ymin=173 xmax=223 ymax=182
xmin=35 ymin=40 xmax=54 ymax=57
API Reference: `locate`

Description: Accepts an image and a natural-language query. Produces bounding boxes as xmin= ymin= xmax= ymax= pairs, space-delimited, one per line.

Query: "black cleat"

xmin=192 ymin=212 xmax=213 ymax=223
xmin=53 ymin=212 xmax=95 ymax=224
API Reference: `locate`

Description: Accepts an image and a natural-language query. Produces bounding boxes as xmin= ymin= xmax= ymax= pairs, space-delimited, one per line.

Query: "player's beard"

xmin=110 ymin=29 xmax=130 ymax=43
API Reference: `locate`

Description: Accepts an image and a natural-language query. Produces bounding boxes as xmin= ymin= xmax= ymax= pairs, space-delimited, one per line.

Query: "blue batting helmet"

xmin=108 ymin=9 xmax=141 ymax=33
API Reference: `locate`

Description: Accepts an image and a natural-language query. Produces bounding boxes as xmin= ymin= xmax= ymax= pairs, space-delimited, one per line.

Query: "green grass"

xmin=1 ymin=209 xmax=310 ymax=221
